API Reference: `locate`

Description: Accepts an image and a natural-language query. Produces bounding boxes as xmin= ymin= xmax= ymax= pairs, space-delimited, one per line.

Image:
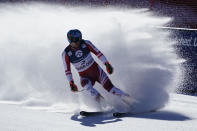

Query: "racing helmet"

xmin=67 ymin=29 xmax=82 ymax=43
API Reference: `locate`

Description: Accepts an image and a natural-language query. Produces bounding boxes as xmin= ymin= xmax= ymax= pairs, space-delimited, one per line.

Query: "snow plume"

xmin=0 ymin=3 xmax=181 ymax=113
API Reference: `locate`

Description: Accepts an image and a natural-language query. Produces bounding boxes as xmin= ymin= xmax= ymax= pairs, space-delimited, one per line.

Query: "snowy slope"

xmin=0 ymin=93 xmax=196 ymax=131
xmin=0 ymin=3 xmax=193 ymax=131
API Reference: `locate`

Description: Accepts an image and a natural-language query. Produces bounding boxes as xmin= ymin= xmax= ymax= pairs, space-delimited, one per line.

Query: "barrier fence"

xmin=169 ymin=28 xmax=197 ymax=94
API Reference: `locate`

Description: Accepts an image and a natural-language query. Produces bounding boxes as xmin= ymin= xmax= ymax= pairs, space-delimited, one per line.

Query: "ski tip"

xmin=113 ymin=112 xmax=127 ymax=118
xmin=79 ymin=111 xmax=86 ymax=116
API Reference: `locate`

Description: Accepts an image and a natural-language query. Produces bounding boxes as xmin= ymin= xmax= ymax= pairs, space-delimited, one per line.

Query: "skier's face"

xmin=70 ymin=41 xmax=80 ymax=48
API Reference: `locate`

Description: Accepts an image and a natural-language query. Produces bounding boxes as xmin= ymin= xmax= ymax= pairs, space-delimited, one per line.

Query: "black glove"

xmin=69 ymin=81 xmax=78 ymax=92
xmin=105 ymin=62 xmax=113 ymax=74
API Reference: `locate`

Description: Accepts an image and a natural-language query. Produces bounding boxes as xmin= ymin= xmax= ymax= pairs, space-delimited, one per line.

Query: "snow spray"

xmin=0 ymin=3 xmax=181 ymax=113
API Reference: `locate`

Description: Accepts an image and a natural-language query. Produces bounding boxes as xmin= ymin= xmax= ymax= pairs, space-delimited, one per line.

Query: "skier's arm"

xmin=62 ymin=51 xmax=78 ymax=92
xmin=85 ymin=40 xmax=108 ymax=64
xmin=86 ymin=40 xmax=113 ymax=74
xmin=62 ymin=51 xmax=73 ymax=82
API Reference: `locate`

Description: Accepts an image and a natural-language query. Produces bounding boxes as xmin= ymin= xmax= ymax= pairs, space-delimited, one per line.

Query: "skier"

xmin=62 ymin=29 xmax=129 ymax=103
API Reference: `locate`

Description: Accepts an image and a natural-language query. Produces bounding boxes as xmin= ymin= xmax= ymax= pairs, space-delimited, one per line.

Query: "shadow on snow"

xmin=131 ymin=110 xmax=191 ymax=121
xmin=70 ymin=110 xmax=191 ymax=127
xmin=71 ymin=113 xmax=122 ymax=127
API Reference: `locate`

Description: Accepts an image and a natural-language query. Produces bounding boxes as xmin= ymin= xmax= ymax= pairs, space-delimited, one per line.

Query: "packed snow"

xmin=0 ymin=94 xmax=196 ymax=131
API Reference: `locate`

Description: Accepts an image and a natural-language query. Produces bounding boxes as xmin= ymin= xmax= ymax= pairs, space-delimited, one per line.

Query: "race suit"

xmin=62 ymin=40 xmax=114 ymax=93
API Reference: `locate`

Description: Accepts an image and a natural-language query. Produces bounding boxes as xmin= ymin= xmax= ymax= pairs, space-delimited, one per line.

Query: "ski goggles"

xmin=71 ymin=37 xmax=81 ymax=43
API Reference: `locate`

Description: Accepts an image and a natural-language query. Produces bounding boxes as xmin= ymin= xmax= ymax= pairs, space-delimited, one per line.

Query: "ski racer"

xmin=62 ymin=29 xmax=129 ymax=103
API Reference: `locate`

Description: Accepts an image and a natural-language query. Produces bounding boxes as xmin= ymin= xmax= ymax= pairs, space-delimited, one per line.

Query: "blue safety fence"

xmin=168 ymin=28 xmax=197 ymax=95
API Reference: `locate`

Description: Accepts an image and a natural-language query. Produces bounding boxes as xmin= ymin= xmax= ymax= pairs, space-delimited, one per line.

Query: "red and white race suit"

xmin=62 ymin=40 xmax=114 ymax=92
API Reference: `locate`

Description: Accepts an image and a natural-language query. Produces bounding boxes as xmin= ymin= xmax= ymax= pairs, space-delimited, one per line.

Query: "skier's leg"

xmin=99 ymin=71 xmax=132 ymax=105
xmin=81 ymin=77 xmax=103 ymax=103
xmin=103 ymin=78 xmax=132 ymax=106
xmin=97 ymin=66 xmax=129 ymax=97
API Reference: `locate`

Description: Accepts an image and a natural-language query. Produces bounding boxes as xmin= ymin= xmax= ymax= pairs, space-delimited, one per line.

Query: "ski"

xmin=113 ymin=109 xmax=157 ymax=118
xmin=80 ymin=111 xmax=128 ymax=117
xmin=80 ymin=109 xmax=157 ymax=117
xmin=79 ymin=111 xmax=105 ymax=117
xmin=113 ymin=112 xmax=127 ymax=117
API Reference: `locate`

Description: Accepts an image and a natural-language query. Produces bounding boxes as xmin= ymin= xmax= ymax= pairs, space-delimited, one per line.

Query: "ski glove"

xmin=105 ymin=62 xmax=113 ymax=74
xmin=69 ymin=81 xmax=78 ymax=92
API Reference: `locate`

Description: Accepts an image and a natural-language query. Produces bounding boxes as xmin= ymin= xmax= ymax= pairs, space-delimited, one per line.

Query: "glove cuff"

xmin=105 ymin=61 xmax=110 ymax=66
xmin=69 ymin=80 xmax=74 ymax=85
